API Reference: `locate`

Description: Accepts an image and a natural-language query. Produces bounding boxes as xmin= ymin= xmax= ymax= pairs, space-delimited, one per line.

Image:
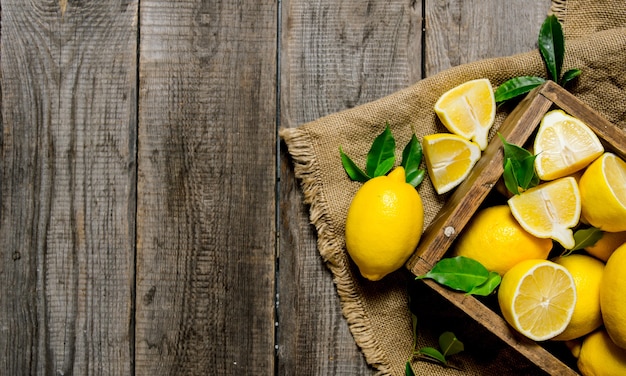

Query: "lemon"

xmin=508 ymin=176 xmax=581 ymax=249
xmin=498 ymin=259 xmax=576 ymax=341
xmin=585 ymin=231 xmax=626 ymax=262
xmin=422 ymin=133 xmax=481 ymax=195
xmin=600 ymin=243 xmax=626 ymax=349
xmin=452 ymin=205 xmax=552 ymax=275
xmin=579 ymin=152 xmax=626 ymax=232
xmin=434 ymin=78 xmax=495 ymax=150
xmin=577 ymin=329 xmax=626 ymax=376
xmin=533 ymin=110 xmax=604 ymax=181
xmin=344 ymin=167 xmax=424 ymax=281
xmin=552 ymin=254 xmax=604 ymax=341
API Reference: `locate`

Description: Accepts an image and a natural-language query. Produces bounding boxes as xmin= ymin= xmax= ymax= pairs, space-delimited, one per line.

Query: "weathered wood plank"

xmin=135 ymin=1 xmax=277 ymax=374
xmin=279 ymin=1 xmax=422 ymax=374
xmin=424 ymin=0 xmax=552 ymax=76
xmin=0 ymin=1 xmax=138 ymax=375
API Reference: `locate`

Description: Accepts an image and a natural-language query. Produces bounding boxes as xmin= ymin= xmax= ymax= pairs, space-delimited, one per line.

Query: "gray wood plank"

xmin=135 ymin=1 xmax=277 ymax=374
xmin=279 ymin=1 xmax=422 ymax=374
xmin=424 ymin=0 xmax=552 ymax=76
xmin=0 ymin=1 xmax=138 ymax=375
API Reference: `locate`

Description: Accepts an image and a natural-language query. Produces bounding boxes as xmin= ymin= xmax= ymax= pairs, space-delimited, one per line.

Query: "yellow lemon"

xmin=344 ymin=167 xmax=424 ymax=281
xmin=552 ymin=254 xmax=604 ymax=341
xmin=577 ymin=329 xmax=626 ymax=376
xmin=585 ymin=231 xmax=626 ymax=262
xmin=533 ymin=110 xmax=604 ymax=181
xmin=452 ymin=205 xmax=552 ymax=275
xmin=434 ymin=78 xmax=495 ymax=150
xmin=508 ymin=176 xmax=581 ymax=249
xmin=600 ymin=243 xmax=626 ymax=349
xmin=579 ymin=152 xmax=626 ymax=232
xmin=422 ymin=133 xmax=481 ymax=195
xmin=498 ymin=259 xmax=576 ymax=341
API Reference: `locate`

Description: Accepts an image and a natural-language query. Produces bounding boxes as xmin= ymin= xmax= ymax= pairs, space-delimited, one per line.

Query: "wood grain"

xmin=135 ymin=0 xmax=277 ymax=374
xmin=279 ymin=1 xmax=422 ymax=374
xmin=0 ymin=1 xmax=138 ymax=374
xmin=424 ymin=0 xmax=552 ymax=76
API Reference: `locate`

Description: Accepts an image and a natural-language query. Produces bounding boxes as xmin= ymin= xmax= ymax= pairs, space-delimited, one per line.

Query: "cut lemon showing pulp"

xmin=498 ymin=259 xmax=577 ymax=341
xmin=508 ymin=176 xmax=581 ymax=249
xmin=534 ymin=110 xmax=604 ymax=180
xmin=422 ymin=133 xmax=481 ymax=195
xmin=434 ymin=78 xmax=495 ymax=150
xmin=579 ymin=152 xmax=626 ymax=232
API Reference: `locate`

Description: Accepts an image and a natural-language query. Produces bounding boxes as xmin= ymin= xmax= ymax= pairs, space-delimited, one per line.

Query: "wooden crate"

xmin=406 ymin=80 xmax=626 ymax=376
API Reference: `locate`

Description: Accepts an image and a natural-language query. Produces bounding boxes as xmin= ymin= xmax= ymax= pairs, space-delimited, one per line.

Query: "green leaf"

xmin=339 ymin=147 xmax=370 ymax=182
xmin=570 ymin=227 xmax=604 ymax=252
xmin=411 ymin=313 xmax=419 ymax=350
xmin=467 ymin=271 xmax=501 ymax=296
xmin=374 ymin=156 xmax=396 ymax=177
xmin=405 ymin=361 xmax=416 ymax=376
xmin=494 ymin=76 xmax=546 ymax=103
xmin=439 ymin=332 xmax=464 ymax=357
xmin=401 ymin=134 xmax=425 ymax=188
xmin=516 ymin=154 xmax=540 ymax=189
xmin=417 ymin=256 xmax=490 ymax=293
xmin=538 ymin=15 xmax=565 ymax=83
xmin=417 ymin=347 xmax=447 ymax=364
xmin=503 ymin=159 xmax=520 ymax=195
xmin=561 ymin=68 xmax=582 ymax=87
xmin=366 ymin=124 xmax=396 ymax=177
xmin=499 ymin=134 xmax=540 ymax=194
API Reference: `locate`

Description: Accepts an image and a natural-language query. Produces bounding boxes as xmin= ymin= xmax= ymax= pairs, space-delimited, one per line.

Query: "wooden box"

xmin=406 ymin=80 xmax=626 ymax=375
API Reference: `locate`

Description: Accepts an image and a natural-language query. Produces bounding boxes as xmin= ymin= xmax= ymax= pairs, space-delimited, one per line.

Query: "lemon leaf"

xmin=405 ymin=361 xmax=416 ymax=376
xmin=401 ymin=134 xmax=425 ymax=188
xmin=416 ymin=347 xmax=447 ymax=364
xmin=366 ymin=124 xmax=396 ymax=177
xmin=539 ymin=14 xmax=565 ymax=83
xmin=569 ymin=227 xmax=603 ymax=253
xmin=439 ymin=332 xmax=464 ymax=357
xmin=494 ymin=76 xmax=546 ymax=103
xmin=417 ymin=256 xmax=490 ymax=293
xmin=561 ymin=68 xmax=582 ymax=87
xmin=339 ymin=147 xmax=370 ymax=182
xmin=467 ymin=271 xmax=501 ymax=296
xmin=499 ymin=134 xmax=539 ymax=194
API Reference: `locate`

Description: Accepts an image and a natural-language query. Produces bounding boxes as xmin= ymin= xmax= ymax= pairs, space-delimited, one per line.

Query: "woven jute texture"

xmin=280 ymin=1 xmax=626 ymax=375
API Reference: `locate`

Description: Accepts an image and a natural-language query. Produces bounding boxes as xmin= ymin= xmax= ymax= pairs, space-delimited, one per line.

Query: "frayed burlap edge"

xmin=279 ymin=127 xmax=393 ymax=376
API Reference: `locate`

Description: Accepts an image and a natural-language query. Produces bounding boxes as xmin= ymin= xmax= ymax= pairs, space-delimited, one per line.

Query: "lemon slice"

xmin=434 ymin=78 xmax=496 ymax=150
xmin=422 ymin=133 xmax=481 ymax=195
xmin=507 ymin=176 xmax=581 ymax=249
xmin=579 ymin=153 xmax=626 ymax=232
xmin=498 ymin=259 xmax=577 ymax=341
xmin=534 ymin=110 xmax=604 ymax=180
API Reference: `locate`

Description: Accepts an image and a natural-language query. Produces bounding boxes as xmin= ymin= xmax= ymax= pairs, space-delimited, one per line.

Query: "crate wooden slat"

xmin=406 ymin=80 xmax=626 ymax=376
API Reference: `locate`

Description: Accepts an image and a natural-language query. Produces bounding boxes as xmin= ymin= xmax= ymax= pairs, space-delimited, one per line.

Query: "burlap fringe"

xmin=279 ymin=126 xmax=393 ymax=376
xmin=550 ymin=0 xmax=568 ymax=21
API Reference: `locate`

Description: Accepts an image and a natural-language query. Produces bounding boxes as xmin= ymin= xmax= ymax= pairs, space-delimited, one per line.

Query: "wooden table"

xmin=0 ymin=1 xmax=551 ymax=374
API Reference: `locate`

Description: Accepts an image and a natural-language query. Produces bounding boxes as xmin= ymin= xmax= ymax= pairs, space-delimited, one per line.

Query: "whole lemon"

xmin=585 ymin=231 xmax=626 ymax=262
xmin=552 ymin=254 xmax=604 ymax=341
xmin=577 ymin=329 xmax=626 ymax=376
xmin=452 ymin=205 xmax=553 ymax=275
xmin=600 ymin=242 xmax=626 ymax=349
xmin=344 ymin=167 xmax=424 ymax=281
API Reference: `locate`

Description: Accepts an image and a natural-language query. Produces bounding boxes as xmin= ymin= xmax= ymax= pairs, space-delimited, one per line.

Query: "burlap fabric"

xmin=279 ymin=1 xmax=626 ymax=375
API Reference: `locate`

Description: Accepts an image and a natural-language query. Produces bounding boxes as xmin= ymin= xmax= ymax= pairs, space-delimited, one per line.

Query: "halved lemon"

xmin=579 ymin=153 xmax=626 ymax=232
xmin=434 ymin=78 xmax=495 ymax=150
xmin=498 ymin=259 xmax=577 ymax=341
xmin=507 ymin=176 xmax=581 ymax=249
xmin=534 ymin=110 xmax=604 ymax=180
xmin=422 ymin=133 xmax=481 ymax=194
